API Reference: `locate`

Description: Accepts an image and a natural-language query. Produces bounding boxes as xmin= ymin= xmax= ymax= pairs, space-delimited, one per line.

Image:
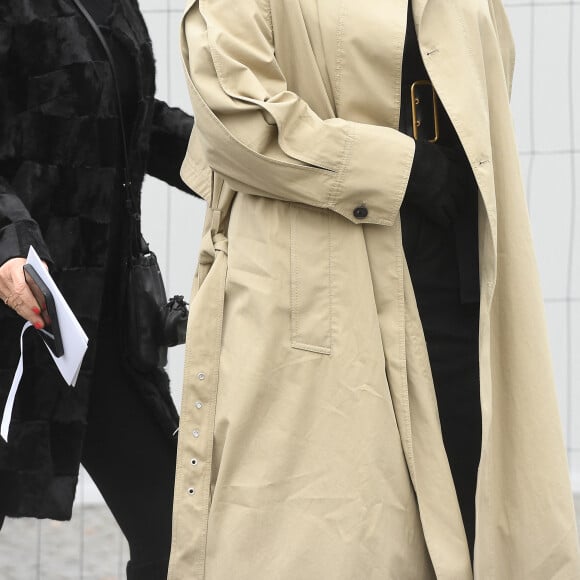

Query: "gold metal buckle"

xmin=410 ymin=80 xmax=440 ymax=143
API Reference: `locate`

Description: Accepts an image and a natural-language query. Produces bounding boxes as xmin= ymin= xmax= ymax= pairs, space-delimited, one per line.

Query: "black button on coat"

xmin=353 ymin=206 xmax=369 ymax=219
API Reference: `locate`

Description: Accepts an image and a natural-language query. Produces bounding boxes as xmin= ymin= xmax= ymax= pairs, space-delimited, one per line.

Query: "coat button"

xmin=353 ymin=205 xmax=368 ymax=219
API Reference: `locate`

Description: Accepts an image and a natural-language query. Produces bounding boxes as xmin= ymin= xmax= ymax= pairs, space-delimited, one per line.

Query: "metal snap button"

xmin=195 ymin=401 xmax=203 ymax=409
xmin=187 ymin=487 xmax=196 ymax=495
xmin=193 ymin=429 xmax=200 ymax=438
xmin=191 ymin=458 xmax=198 ymax=466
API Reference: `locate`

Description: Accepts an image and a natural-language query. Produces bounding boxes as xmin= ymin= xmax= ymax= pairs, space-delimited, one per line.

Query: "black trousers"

xmin=401 ymin=207 xmax=481 ymax=560
xmin=0 ymin=320 xmax=176 ymax=579
xmin=81 ymin=320 xmax=176 ymax=579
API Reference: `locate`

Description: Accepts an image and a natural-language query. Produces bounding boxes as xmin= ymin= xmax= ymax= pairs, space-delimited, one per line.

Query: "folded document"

xmin=0 ymin=246 xmax=89 ymax=441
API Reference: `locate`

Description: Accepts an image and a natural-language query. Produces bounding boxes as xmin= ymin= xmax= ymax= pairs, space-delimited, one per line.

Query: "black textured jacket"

xmin=0 ymin=0 xmax=196 ymax=520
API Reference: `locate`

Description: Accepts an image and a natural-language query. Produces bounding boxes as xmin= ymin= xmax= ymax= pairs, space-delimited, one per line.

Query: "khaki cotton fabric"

xmin=170 ymin=1 xmax=580 ymax=578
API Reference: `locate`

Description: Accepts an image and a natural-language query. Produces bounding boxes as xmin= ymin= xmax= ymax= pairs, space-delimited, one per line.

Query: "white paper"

xmin=0 ymin=322 xmax=32 ymax=440
xmin=26 ymin=246 xmax=88 ymax=386
xmin=0 ymin=247 xmax=89 ymax=441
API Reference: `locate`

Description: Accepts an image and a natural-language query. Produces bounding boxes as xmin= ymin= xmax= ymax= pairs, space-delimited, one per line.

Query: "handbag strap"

xmin=69 ymin=0 xmax=146 ymax=254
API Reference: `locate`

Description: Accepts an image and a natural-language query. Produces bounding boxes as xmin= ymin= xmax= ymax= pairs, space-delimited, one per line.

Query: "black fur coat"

xmin=0 ymin=0 xmax=196 ymax=520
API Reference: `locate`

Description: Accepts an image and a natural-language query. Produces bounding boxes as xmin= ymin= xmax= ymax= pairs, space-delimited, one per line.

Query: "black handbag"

xmin=73 ymin=0 xmax=189 ymax=372
xmin=124 ymin=233 xmax=188 ymax=371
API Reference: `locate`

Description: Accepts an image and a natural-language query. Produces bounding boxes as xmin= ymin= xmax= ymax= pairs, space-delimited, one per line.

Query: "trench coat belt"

xmin=171 ymin=226 xmax=228 ymax=578
xmin=212 ymin=234 xmax=228 ymax=256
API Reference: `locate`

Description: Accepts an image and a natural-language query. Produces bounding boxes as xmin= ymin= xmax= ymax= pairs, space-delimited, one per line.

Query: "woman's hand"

xmin=0 ymin=257 xmax=47 ymax=328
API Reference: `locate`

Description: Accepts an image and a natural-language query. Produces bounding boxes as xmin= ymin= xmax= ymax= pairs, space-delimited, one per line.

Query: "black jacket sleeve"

xmin=147 ymin=100 xmax=199 ymax=196
xmin=0 ymin=178 xmax=53 ymax=267
xmin=0 ymin=15 xmax=52 ymax=267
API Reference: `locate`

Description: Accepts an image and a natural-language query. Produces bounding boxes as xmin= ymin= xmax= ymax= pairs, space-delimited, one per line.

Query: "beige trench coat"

xmin=170 ymin=0 xmax=580 ymax=578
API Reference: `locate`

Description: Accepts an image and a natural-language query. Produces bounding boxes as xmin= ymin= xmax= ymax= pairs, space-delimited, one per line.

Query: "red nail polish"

xmin=33 ymin=307 xmax=40 ymax=315
xmin=34 ymin=322 xmax=43 ymax=330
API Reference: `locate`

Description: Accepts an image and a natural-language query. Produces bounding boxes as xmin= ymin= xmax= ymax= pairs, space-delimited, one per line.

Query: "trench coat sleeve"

xmin=487 ymin=0 xmax=516 ymax=98
xmin=0 ymin=180 xmax=53 ymax=267
xmin=180 ymin=0 xmax=415 ymax=226
xmin=147 ymin=100 xmax=201 ymax=196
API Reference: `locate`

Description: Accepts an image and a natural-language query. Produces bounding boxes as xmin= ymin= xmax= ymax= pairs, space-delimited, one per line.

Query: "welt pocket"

xmin=290 ymin=203 xmax=333 ymax=355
